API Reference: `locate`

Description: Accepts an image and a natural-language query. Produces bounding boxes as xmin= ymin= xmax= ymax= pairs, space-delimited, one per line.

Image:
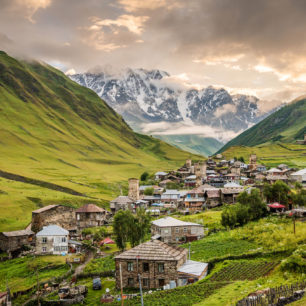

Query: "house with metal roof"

xmin=151 ymin=217 xmax=204 ymax=243
xmin=36 ymin=225 xmax=69 ymax=255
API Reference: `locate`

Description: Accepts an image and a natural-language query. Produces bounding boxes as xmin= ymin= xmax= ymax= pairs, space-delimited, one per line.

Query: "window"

xmin=175 ymin=227 xmax=179 ymax=233
xmin=42 ymin=237 xmax=47 ymax=244
xmin=61 ymin=246 xmax=68 ymax=251
xmin=42 ymin=247 xmax=47 ymax=252
xmin=143 ymin=262 xmax=149 ymax=272
xmin=158 ymin=279 xmax=165 ymax=287
xmin=127 ymin=262 xmax=133 ymax=272
xmin=176 ymin=237 xmax=180 ymax=242
xmin=183 ymin=227 xmax=187 ymax=233
xmin=158 ymin=263 xmax=164 ymax=273
xmin=142 ymin=278 xmax=149 ymax=287
xmin=164 ymin=229 xmax=169 ymax=234
xmin=61 ymin=237 xmax=66 ymax=243
xmin=128 ymin=278 xmax=134 ymax=286
xmin=77 ymin=214 xmax=80 ymax=220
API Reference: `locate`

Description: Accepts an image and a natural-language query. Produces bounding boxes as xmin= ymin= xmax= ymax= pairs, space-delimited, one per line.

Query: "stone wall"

xmin=0 ymin=233 xmax=35 ymax=252
xmin=32 ymin=206 xmax=76 ymax=232
xmin=115 ymin=258 xmax=181 ymax=289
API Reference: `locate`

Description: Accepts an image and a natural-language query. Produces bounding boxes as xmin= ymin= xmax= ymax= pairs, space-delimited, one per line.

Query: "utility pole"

xmin=119 ymin=263 xmax=124 ymax=306
xmin=36 ymin=268 xmax=40 ymax=306
xmin=189 ymin=243 xmax=191 ymax=260
xmin=293 ymin=215 xmax=296 ymax=235
xmin=138 ymin=274 xmax=144 ymax=306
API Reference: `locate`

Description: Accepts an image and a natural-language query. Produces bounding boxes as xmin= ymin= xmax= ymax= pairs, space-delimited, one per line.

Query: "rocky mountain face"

xmin=70 ymin=68 xmax=272 ymax=143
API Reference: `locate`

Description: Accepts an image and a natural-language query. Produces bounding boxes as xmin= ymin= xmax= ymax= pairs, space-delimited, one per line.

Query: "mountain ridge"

xmin=70 ymin=69 xmax=277 ymax=145
xmin=218 ymin=97 xmax=306 ymax=153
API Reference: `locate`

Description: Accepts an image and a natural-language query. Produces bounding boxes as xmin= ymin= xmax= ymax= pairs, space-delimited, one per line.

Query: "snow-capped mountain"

xmin=70 ymin=68 xmax=273 ymax=143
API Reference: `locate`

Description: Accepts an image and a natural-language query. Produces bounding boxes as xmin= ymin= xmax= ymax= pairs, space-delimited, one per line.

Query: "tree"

xmin=238 ymin=156 xmax=245 ymax=163
xmin=140 ymin=172 xmax=149 ymax=181
xmin=113 ymin=208 xmax=151 ymax=250
xmin=221 ymin=188 xmax=267 ymax=229
xmin=129 ymin=208 xmax=151 ymax=247
xmin=113 ymin=210 xmax=134 ymax=251
xmin=264 ymin=180 xmax=290 ymax=204
xmin=221 ymin=207 xmax=237 ymax=229
xmin=144 ymin=187 xmax=154 ymax=196
xmin=93 ymin=227 xmax=107 ymax=243
xmin=291 ymin=182 xmax=306 ymax=207
xmin=247 ymin=189 xmax=267 ymax=220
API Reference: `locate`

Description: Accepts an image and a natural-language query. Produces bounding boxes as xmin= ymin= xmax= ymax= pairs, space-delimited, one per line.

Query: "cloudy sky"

xmin=1 ymin=0 xmax=306 ymax=102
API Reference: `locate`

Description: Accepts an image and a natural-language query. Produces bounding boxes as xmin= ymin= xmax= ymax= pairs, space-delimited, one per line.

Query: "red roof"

xmin=268 ymin=203 xmax=286 ymax=209
xmin=100 ymin=237 xmax=115 ymax=245
xmin=76 ymin=204 xmax=106 ymax=213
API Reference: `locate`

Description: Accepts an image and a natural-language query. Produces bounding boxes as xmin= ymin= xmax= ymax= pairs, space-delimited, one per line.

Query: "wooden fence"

xmin=236 ymin=282 xmax=306 ymax=306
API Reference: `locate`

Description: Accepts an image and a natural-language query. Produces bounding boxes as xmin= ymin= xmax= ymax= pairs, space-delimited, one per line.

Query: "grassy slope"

xmin=219 ymin=98 xmax=306 ymax=152
xmin=221 ymin=142 xmax=306 ymax=168
xmin=154 ymin=135 xmax=223 ymax=157
xmin=0 ymin=51 xmax=202 ymax=231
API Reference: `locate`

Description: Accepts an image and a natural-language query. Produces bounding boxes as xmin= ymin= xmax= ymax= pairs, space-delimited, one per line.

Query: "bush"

xmin=280 ymin=245 xmax=306 ymax=273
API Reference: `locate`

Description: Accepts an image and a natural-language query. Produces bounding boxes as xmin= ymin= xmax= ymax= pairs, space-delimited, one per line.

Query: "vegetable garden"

xmin=109 ymin=281 xmax=230 ymax=306
xmin=209 ymin=260 xmax=279 ymax=282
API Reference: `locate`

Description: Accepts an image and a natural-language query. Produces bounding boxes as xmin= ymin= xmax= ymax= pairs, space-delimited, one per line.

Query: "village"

xmin=0 ymin=155 xmax=305 ymax=305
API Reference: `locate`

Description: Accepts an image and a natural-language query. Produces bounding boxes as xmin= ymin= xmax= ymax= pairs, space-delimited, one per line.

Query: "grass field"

xmin=0 ymin=255 xmax=73 ymax=293
xmin=221 ymin=142 xmax=306 ymax=168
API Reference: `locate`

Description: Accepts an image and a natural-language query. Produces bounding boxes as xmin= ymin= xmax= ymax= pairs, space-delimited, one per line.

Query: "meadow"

xmin=221 ymin=142 xmax=306 ymax=168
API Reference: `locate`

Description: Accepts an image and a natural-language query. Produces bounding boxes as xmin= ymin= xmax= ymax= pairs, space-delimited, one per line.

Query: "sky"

xmin=1 ymin=0 xmax=306 ymax=103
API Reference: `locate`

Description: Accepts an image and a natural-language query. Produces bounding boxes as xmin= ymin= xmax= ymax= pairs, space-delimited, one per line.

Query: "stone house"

xmin=184 ymin=186 xmax=205 ymax=212
xmin=155 ymin=171 xmax=168 ymax=181
xmin=36 ymin=225 xmax=69 ymax=255
xmin=76 ymin=204 xmax=110 ymax=230
xmin=31 ymin=205 xmax=76 ymax=234
xmin=0 ymin=229 xmax=35 ymax=255
xmin=221 ymin=182 xmax=244 ymax=204
xmin=110 ymin=196 xmax=134 ymax=214
xmin=290 ymin=169 xmax=306 ymax=184
xmin=151 ymin=217 xmax=204 ymax=243
xmin=115 ymin=239 xmax=208 ymax=289
xmin=205 ymin=189 xmax=221 ymax=208
xmin=160 ymin=190 xmax=181 ymax=206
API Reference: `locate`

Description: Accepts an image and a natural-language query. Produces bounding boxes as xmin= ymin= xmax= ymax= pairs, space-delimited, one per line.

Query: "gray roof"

xmin=152 ymin=217 xmax=202 ymax=228
xmin=36 ymin=225 xmax=68 ymax=236
xmin=110 ymin=196 xmax=133 ymax=204
xmin=32 ymin=204 xmax=58 ymax=213
xmin=115 ymin=239 xmax=187 ymax=261
xmin=2 ymin=229 xmax=34 ymax=237
xmin=155 ymin=171 xmax=168 ymax=175
xmin=163 ymin=189 xmax=180 ymax=195
xmin=177 ymin=260 xmax=208 ymax=277
xmin=139 ymin=185 xmax=153 ymax=191
xmin=224 ymin=182 xmax=242 ymax=188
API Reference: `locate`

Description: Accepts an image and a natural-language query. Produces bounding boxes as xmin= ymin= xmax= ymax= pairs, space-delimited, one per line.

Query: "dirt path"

xmin=73 ymin=250 xmax=95 ymax=277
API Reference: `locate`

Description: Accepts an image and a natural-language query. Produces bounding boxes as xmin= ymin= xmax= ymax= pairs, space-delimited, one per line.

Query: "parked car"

xmin=93 ymin=277 xmax=102 ymax=290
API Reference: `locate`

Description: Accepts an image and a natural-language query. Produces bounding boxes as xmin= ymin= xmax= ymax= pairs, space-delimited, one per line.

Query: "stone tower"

xmin=249 ymin=154 xmax=257 ymax=171
xmin=128 ymin=178 xmax=139 ymax=201
xmin=194 ymin=162 xmax=206 ymax=186
xmin=186 ymin=159 xmax=192 ymax=169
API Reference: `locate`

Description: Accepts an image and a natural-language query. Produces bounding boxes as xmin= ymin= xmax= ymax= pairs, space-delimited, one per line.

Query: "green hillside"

xmin=221 ymin=143 xmax=306 ymax=168
xmin=0 ymin=51 xmax=201 ymax=231
xmin=219 ymin=98 xmax=306 ymax=152
xmin=154 ymin=134 xmax=223 ymax=156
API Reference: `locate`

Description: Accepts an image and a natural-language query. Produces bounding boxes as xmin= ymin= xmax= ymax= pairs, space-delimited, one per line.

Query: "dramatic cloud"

xmin=0 ymin=0 xmax=306 ymax=102
xmin=141 ymin=121 xmax=242 ymax=142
